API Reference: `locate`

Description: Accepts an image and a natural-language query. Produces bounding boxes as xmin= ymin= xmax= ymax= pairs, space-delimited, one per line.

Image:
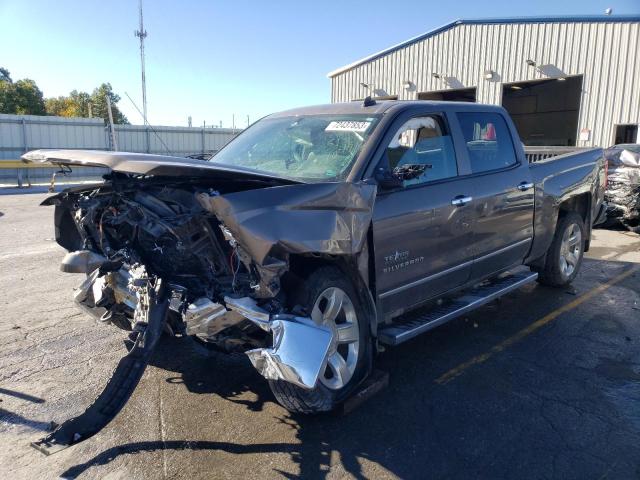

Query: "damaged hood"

xmin=21 ymin=149 xmax=299 ymax=184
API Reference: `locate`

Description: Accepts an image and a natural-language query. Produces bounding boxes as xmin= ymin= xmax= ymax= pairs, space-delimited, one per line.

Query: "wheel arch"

xmin=558 ymin=192 xmax=592 ymax=251
xmin=283 ymin=235 xmax=379 ymax=338
xmin=528 ymin=192 xmax=592 ymax=270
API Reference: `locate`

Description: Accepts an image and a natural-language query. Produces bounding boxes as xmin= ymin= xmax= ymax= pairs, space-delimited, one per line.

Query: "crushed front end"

xmin=33 ymin=167 xmax=375 ymax=452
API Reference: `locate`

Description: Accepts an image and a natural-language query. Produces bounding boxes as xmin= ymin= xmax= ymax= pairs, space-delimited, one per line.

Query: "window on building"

xmin=385 ymin=115 xmax=458 ymax=186
xmin=457 ymin=112 xmax=517 ymax=173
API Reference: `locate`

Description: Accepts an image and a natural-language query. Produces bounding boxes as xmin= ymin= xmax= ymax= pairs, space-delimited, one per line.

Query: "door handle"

xmin=451 ymin=195 xmax=473 ymax=206
xmin=517 ymin=182 xmax=534 ymax=191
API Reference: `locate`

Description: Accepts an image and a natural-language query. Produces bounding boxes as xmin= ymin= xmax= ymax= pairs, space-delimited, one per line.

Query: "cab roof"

xmin=267 ymin=100 xmax=506 ymax=118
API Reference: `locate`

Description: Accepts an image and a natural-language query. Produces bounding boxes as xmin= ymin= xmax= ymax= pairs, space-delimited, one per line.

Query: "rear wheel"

xmin=536 ymin=212 xmax=586 ymax=287
xmin=268 ymin=267 xmax=372 ymax=413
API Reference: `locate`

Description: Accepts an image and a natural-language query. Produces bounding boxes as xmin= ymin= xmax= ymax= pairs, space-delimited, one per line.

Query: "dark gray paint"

xmin=27 ymin=101 xmax=605 ymax=328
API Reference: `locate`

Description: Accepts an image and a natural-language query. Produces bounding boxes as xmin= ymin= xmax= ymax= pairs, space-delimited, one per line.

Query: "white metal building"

xmin=328 ymin=15 xmax=640 ymax=147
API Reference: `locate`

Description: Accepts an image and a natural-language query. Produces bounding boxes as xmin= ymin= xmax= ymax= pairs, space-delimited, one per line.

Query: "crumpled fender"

xmin=197 ymin=182 xmax=376 ymax=296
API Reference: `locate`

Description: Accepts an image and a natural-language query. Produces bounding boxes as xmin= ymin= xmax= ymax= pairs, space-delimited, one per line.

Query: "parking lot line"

xmin=435 ymin=265 xmax=639 ymax=385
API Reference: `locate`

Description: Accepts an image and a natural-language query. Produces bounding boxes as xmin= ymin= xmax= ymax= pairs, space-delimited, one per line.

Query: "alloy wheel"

xmin=310 ymin=287 xmax=360 ymax=390
xmin=559 ymin=222 xmax=582 ymax=278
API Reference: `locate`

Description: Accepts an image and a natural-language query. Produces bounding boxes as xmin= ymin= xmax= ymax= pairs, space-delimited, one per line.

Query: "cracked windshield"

xmin=211 ymin=115 xmax=380 ymax=180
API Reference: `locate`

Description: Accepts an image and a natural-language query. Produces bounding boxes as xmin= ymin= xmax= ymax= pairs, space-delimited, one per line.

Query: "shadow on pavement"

xmin=0 ymin=387 xmax=45 ymax=403
xmin=0 ymin=388 xmax=49 ymax=431
xmin=62 ymin=258 xmax=640 ymax=479
xmin=61 ymin=440 xmax=298 ymax=478
xmin=0 ymin=408 xmax=52 ymax=432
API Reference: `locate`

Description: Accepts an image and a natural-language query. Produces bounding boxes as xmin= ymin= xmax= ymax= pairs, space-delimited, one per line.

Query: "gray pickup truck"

xmin=23 ymin=99 xmax=606 ymax=453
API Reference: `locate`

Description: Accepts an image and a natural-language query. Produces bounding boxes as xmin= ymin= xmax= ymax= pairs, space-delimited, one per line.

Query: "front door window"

xmin=385 ymin=115 xmax=458 ymax=186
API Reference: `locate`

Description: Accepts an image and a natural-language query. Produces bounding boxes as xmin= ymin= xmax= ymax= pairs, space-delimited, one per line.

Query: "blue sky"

xmin=1 ymin=0 xmax=638 ymax=127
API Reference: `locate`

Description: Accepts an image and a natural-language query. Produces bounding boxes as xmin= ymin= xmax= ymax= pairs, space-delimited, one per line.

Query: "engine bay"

xmin=48 ymin=174 xmax=286 ymax=351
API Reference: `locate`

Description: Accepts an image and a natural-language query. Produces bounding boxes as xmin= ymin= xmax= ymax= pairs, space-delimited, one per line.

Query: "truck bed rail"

xmin=525 ymin=146 xmax=594 ymax=163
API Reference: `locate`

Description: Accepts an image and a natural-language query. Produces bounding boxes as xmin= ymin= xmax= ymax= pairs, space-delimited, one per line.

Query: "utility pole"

xmin=106 ymin=96 xmax=118 ymax=151
xmin=134 ymin=0 xmax=148 ymax=122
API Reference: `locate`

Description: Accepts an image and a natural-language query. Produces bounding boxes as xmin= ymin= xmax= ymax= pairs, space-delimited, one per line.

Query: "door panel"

xmin=470 ymin=164 xmax=534 ymax=278
xmin=373 ymin=177 xmax=476 ymax=317
xmin=453 ymin=111 xmax=535 ymax=279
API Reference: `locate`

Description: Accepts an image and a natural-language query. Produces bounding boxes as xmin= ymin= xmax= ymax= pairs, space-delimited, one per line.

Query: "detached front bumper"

xmin=68 ymin=251 xmax=335 ymax=391
xmin=225 ymin=297 xmax=334 ymax=390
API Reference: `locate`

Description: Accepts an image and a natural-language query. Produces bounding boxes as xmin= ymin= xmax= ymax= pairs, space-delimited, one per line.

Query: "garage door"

xmin=502 ymin=76 xmax=583 ymax=146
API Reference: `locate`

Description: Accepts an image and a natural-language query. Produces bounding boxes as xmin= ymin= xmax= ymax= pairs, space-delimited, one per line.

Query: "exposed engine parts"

xmin=52 ymin=181 xmax=271 ymax=341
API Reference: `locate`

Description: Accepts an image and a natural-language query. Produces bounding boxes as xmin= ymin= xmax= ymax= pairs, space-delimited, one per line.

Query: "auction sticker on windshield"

xmin=325 ymin=120 xmax=372 ymax=132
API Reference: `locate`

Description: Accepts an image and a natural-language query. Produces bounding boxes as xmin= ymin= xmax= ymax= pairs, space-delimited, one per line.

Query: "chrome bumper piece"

xmin=183 ymin=297 xmax=244 ymax=337
xmin=73 ymin=269 xmax=108 ymax=320
xmin=71 ymin=258 xmax=335 ymax=390
xmin=226 ymin=296 xmax=334 ymax=390
xmin=245 ymin=316 xmax=333 ymax=389
xmin=223 ymin=296 xmax=270 ymax=330
xmin=60 ymin=250 xmax=107 ymax=274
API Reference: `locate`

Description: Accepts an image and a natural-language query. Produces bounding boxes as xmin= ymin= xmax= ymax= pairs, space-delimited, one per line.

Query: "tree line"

xmin=0 ymin=67 xmax=129 ymax=124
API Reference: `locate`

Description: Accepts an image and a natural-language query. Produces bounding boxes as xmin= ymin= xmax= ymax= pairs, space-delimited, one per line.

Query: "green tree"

xmin=89 ymin=83 xmax=129 ymax=124
xmin=14 ymin=79 xmax=46 ymax=115
xmin=0 ymin=80 xmax=17 ymax=113
xmin=1 ymin=67 xmax=129 ymax=123
xmin=70 ymin=90 xmax=92 ymax=117
xmin=0 ymin=67 xmax=11 ymax=82
xmin=46 ymin=83 xmax=129 ymax=124
xmin=45 ymin=96 xmax=78 ymax=117
xmin=45 ymin=90 xmax=93 ymax=118
xmin=0 ymin=68 xmax=46 ymax=115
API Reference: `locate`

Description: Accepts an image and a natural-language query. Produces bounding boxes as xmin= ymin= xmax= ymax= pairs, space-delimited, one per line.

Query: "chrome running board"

xmin=378 ymin=270 xmax=538 ymax=346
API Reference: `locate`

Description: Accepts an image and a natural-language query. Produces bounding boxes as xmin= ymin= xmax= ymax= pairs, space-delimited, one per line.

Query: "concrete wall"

xmin=329 ymin=17 xmax=640 ymax=148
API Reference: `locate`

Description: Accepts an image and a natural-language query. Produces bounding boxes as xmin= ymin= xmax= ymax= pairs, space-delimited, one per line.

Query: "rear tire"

xmin=536 ymin=212 xmax=586 ymax=287
xmin=268 ymin=267 xmax=372 ymax=414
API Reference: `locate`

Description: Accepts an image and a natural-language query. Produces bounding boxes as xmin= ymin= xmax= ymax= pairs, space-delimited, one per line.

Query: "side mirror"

xmin=375 ymin=164 xmax=429 ymax=189
xmin=374 ymin=167 xmax=403 ymax=189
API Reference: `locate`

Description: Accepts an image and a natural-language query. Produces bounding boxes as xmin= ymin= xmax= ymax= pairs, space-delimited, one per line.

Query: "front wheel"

xmin=268 ymin=267 xmax=372 ymax=413
xmin=536 ymin=212 xmax=586 ymax=287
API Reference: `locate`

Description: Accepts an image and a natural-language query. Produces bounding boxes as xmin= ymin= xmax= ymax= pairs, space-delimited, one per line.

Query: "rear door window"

xmin=456 ymin=112 xmax=517 ymax=173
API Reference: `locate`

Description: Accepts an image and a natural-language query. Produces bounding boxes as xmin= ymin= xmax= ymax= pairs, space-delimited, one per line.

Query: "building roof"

xmin=327 ymin=15 xmax=640 ymax=78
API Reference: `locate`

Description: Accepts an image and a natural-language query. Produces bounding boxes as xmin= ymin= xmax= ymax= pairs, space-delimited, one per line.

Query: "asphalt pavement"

xmin=1 ymin=193 xmax=639 ymax=479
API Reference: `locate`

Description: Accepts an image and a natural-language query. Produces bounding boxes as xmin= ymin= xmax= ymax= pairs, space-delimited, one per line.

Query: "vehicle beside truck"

xmin=602 ymin=144 xmax=640 ymax=232
xmin=21 ymin=100 xmax=606 ymax=453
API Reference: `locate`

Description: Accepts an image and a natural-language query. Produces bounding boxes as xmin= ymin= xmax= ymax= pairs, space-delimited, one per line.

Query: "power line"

xmin=124 ymin=91 xmax=173 ymax=156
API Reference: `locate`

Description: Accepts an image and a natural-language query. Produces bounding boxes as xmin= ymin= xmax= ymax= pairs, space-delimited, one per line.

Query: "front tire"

xmin=268 ymin=267 xmax=372 ymax=413
xmin=536 ymin=212 xmax=586 ymax=287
